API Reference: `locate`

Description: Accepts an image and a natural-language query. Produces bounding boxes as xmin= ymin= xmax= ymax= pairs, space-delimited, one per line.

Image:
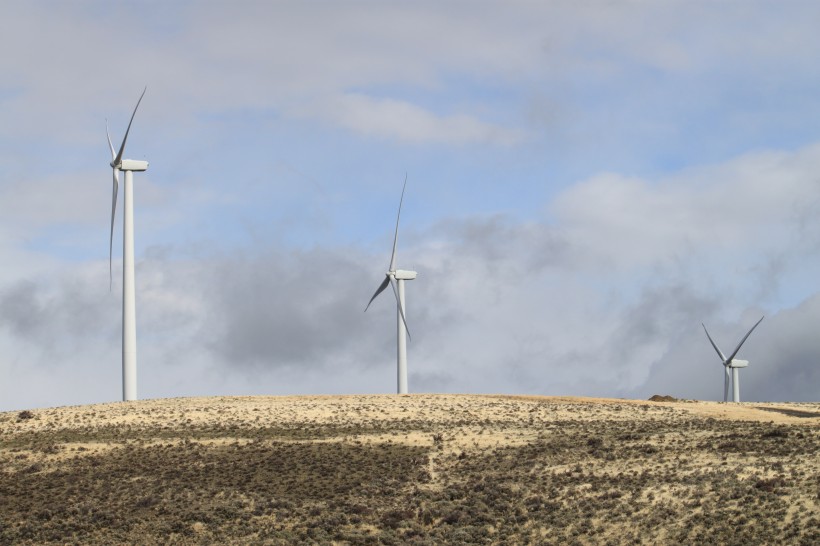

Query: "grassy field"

xmin=0 ymin=394 xmax=818 ymax=545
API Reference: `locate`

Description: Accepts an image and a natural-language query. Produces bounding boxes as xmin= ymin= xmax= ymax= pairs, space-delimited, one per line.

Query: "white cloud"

xmin=297 ymin=93 xmax=526 ymax=145
xmin=552 ymin=144 xmax=820 ymax=276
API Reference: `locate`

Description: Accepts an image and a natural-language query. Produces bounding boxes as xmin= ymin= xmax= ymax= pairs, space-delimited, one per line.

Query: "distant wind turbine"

xmin=702 ymin=316 xmax=764 ymax=403
xmin=365 ymin=175 xmax=417 ymax=394
xmin=107 ymin=87 xmax=148 ymax=402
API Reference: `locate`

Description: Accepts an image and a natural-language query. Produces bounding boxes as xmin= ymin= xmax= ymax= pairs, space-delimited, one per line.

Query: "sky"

xmin=1 ymin=1 xmax=819 ymax=411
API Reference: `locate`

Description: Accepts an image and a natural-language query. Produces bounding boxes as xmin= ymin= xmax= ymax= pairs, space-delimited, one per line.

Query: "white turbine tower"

xmin=702 ymin=316 xmax=764 ymax=403
xmin=107 ymin=87 xmax=148 ymax=402
xmin=365 ymin=175 xmax=417 ymax=394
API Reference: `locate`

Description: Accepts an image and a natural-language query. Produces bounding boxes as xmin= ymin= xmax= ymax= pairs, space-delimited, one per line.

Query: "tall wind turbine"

xmin=702 ymin=316 xmax=764 ymax=403
xmin=365 ymin=175 xmax=417 ymax=394
xmin=107 ymin=87 xmax=148 ymax=402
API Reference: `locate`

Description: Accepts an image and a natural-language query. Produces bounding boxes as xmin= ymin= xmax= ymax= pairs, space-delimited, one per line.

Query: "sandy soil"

xmin=1 ymin=394 xmax=817 ymax=545
xmin=4 ymin=394 xmax=818 ymax=433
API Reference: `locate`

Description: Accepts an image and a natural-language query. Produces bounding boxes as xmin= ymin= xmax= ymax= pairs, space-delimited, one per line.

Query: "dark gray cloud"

xmin=749 ymin=296 xmax=820 ymax=401
xmin=429 ymin=214 xmax=569 ymax=274
xmin=200 ymin=246 xmax=386 ymax=370
xmin=613 ymin=283 xmax=717 ymax=364
xmin=0 ymin=281 xmax=42 ymax=338
xmin=0 ymin=276 xmax=115 ymax=356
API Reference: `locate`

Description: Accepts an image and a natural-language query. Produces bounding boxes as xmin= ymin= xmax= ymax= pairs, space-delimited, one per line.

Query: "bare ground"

xmin=1 ymin=394 xmax=818 ymax=544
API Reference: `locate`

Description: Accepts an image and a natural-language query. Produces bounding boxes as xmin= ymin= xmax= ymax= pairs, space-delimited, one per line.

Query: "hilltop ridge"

xmin=1 ymin=394 xmax=818 ymax=544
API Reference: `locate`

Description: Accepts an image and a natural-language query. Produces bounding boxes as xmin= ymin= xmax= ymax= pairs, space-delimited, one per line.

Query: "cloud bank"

xmin=2 ymin=2 xmax=820 ymax=410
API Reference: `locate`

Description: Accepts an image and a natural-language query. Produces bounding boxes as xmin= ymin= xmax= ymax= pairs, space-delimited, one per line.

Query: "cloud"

xmin=0 ymin=2 xmax=542 ymax=145
xmin=0 ymin=276 xmax=113 ymax=352
xmin=752 ymin=296 xmax=820 ymax=401
xmin=200 ymin=246 xmax=384 ymax=370
xmin=4 ymin=2 xmax=820 ymax=411
xmin=295 ymin=93 xmax=526 ymax=146
xmin=553 ymin=144 xmax=820 ymax=281
xmin=3 ymin=164 xmax=820 ymax=411
xmin=0 ymin=280 xmax=44 ymax=339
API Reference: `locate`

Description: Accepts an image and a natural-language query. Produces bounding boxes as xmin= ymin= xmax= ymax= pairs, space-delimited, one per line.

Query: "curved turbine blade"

xmin=109 ymin=168 xmax=119 ymax=291
xmin=113 ymin=86 xmax=147 ymax=167
xmin=365 ymin=276 xmax=390 ymax=312
xmin=724 ymin=366 xmax=730 ymax=402
xmin=106 ymin=120 xmax=115 ymax=159
xmin=702 ymin=323 xmax=726 ymax=361
xmin=389 ymin=277 xmax=411 ymax=341
xmin=726 ymin=316 xmax=764 ymax=363
xmin=388 ymin=174 xmax=407 ymax=272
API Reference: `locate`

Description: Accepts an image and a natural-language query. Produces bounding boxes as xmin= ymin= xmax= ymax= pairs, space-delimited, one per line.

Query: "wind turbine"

xmin=107 ymin=87 xmax=148 ymax=402
xmin=702 ymin=316 xmax=764 ymax=403
xmin=365 ymin=175 xmax=417 ymax=394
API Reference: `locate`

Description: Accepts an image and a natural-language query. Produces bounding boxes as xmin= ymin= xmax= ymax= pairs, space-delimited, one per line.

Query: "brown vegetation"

xmin=0 ymin=395 xmax=818 ymax=544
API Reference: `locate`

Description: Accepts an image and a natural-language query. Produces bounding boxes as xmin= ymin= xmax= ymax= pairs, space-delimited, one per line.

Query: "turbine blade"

xmin=388 ymin=174 xmax=407 ymax=272
xmin=702 ymin=323 xmax=726 ymax=361
xmin=726 ymin=316 xmax=764 ymax=363
xmin=389 ymin=277 xmax=411 ymax=341
xmin=109 ymin=168 xmax=119 ymax=291
xmin=113 ymin=86 xmax=147 ymax=166
xmin=106 ymin=120 xmax=115 ymax=159
xmin=365 ymin=276 xmax=390 ymax=312
xmin=724 ymin=366 xmax=730 ymax=402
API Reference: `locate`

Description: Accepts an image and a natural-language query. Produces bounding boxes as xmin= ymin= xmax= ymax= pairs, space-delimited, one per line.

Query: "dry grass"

xmin=0 ymin=394 xmax=818 ymax=544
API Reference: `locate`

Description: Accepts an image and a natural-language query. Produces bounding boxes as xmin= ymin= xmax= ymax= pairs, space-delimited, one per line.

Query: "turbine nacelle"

xmin=112 ymin=159 xmax=149 ymax=171
xmin=392 ymin=269 xmax=418 ymax=281
xmin=728 ymin=359 xmax=749 ymax=369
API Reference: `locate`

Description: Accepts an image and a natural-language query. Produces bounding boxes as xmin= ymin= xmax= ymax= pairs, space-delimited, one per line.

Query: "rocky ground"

xmin=1 ymin=394 xmax=818 ymax=544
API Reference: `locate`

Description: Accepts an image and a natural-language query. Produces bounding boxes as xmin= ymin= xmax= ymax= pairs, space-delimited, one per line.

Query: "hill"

xmin=1 ymin=394 xmax=818 ymax=544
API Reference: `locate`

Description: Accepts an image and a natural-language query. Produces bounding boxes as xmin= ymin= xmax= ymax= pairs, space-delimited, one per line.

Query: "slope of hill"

xmin=1 ymin=394 xmax=818 ymax=545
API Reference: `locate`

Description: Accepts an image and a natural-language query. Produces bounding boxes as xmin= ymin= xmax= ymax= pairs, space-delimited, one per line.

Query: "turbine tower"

xmin=365 ymin=175 xmax=417 ymax=394
xmin=702 ymin=316 xmax=764 ymax=403
xmin=107 ymin=88 xmax=148 ymax=402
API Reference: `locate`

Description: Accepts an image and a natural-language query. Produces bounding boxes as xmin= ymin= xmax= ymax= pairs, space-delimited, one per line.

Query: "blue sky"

xmin=1 ymin=1 xmax=819 ymax=411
